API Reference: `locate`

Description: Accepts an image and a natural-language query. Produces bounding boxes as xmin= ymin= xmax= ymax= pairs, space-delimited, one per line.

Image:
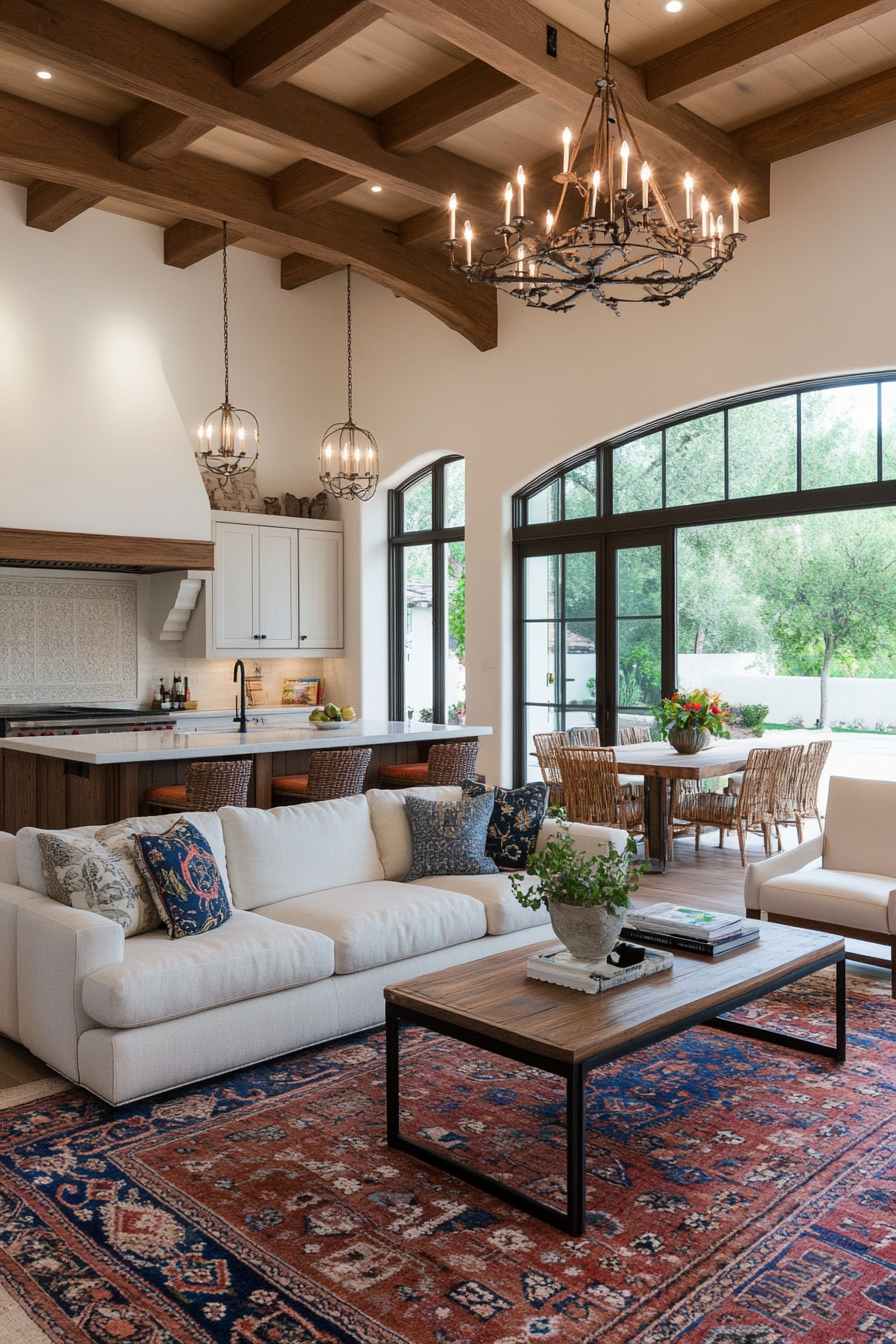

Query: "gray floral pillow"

xmin=404 ymin=791 xmax=499 ymax=882
xmin=37 ymin=832 xmax=160 ymax=936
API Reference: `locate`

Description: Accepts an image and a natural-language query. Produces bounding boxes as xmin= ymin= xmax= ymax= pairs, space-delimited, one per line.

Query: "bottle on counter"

xmin=160 ymin=679 xmax=172 ymax=711
xmin=183 ymin=675 xmax=191 ymax=708
xmin=172 ymin=674 xmax=183 ymax=710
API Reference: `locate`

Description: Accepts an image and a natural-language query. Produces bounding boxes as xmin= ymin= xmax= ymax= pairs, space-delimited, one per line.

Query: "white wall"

xmin=336 ymin=120 xmax=896 ymax=782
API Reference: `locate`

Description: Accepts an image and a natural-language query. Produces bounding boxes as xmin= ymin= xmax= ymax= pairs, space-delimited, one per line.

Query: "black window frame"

xmin=389 ymin=455 xmax=464 ymax=725
xmin=513 ymin=371 xmax=896 ymax=782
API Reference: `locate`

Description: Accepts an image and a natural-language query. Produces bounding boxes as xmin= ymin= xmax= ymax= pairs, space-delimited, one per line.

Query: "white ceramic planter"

xmin=549 ymin=900 xmax=625 ymax=962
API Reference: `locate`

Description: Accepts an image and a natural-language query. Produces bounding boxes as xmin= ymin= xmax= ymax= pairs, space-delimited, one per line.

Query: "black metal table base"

xmin=386 ymin=953 xmax=846 ymax=1235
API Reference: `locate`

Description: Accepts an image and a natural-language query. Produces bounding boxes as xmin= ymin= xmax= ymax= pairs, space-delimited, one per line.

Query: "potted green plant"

xmin=654 ymin=688 xmax=731 ymax=755
xmin=510 ymin=825 xmax=647 ymax=961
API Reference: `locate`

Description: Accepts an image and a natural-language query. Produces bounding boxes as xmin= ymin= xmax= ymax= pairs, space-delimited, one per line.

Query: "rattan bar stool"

xmin=377 ymin=739 xmax=480 ymax=789
xmin=272 ymin=747 xmax=372 ymax=804
xmin=143 ymin=759 xmax=253 ymax=813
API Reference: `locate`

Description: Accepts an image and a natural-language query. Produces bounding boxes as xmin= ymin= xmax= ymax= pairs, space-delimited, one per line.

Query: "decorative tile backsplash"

xmin=0 ymin=576 xmax=138 ymax=702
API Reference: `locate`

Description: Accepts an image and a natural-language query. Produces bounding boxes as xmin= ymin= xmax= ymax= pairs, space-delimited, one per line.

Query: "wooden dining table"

xmin=612 ymin=740 xmax=752 ymax=872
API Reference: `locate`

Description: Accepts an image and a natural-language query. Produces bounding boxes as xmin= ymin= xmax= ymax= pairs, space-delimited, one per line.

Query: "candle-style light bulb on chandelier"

xmin=197 ymin=221 xmax=260 ymax=481
xmin=445 ymin=0 xmax=744 ymax=313
xmin=319 ymin=265 xmax=379 ymax=501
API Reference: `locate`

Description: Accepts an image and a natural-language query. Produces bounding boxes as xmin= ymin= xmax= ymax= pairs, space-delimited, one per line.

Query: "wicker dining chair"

xmin=143 ymin=758 xmax=253 ymax=813
xmin=532 ymin=731 xmax=569 ymax=809
xmin=673 ymin=746 xmax=791 ymax=866
xmin=377 ymin=739 xmax=480 ymax=789
xmin=555 ymin=746 xmax=647 ymax=850
xmin=272 ymin=747 xmax=372 ymax=804
xmin=619 ymin=725 xmax=652 ymax=746
xmin=568 ymin=726 xmax=601 ymax=746
xmin=775 ymin=738 xmax=832 ymax=843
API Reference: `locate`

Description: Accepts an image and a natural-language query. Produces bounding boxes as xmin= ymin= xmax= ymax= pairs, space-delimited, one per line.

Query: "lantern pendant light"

xmin=319 ymin=266 xmax=379 ymax=501
xmin=197 ymin=221 xmax=260 ymax=482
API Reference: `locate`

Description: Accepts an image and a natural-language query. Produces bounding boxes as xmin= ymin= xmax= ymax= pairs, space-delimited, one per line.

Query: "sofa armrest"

xmin=744 ymin=834 xmax=824 ymax=912
xmin=17 ymin=897 xmax=124 ymax=1082
xmin=0 ymin=881 xmax=41 ymax=1042
xmin=537 ymin=819 xmax=630 ymax=859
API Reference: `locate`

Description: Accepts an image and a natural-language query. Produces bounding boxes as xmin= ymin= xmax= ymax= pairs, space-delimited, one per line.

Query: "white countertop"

xmin=0 ymin=721 xmax=491 ymax=765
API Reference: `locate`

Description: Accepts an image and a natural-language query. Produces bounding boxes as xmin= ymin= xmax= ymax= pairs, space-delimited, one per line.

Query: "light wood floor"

xmin=0 ymin=824 xmax=883 ymax=1095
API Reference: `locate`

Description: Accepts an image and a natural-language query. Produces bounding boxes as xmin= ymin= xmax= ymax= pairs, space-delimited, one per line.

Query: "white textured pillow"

xmin=97 ymin=812 xmax=233 ymax=907
xmin=37 ymin=832 xmax=159 ymax=936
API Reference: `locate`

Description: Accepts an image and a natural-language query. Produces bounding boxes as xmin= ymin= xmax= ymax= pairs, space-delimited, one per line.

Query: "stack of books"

xmin=527 ymin=945 xmax=673 ymax=994
xmin=622 ymin=903 xmax=759 ymax=957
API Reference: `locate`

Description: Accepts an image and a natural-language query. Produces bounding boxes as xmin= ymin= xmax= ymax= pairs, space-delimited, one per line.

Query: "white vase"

xmin=549 ymin=900 xmax=625 ymax=962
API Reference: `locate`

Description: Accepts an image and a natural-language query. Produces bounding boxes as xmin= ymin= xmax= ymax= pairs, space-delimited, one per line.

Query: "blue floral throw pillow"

xmin=462 ymin=779 xmax=549 ymax=870
xmin=134 ymin=819 xmax=231 ymax=939
xmin=404 ymin=791 xmax=500 ymax=882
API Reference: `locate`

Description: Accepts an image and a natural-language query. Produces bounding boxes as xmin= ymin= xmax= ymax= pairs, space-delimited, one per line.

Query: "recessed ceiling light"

xmin=665 ymin=1 xmax=683 ymax=10
xmin=371 ymin=184 xmax=382 ymax=193
xmin=36 ymin=70 xmax=52 ymax=79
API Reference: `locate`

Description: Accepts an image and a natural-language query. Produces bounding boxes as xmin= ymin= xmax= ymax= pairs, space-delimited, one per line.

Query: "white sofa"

xmin=745 ymin=775 xmax=896 ymax=996
xmin=0 ymin=786 xmax=626 ymax=1105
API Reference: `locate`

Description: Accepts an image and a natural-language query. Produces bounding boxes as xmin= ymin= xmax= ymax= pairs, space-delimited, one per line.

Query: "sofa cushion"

xmin=81 ymin=909 xmax=334 ymax=1029
xmin=221 ymin=795 xmax=384 ymax=909
xmin=461 ymin=779 xmax=548 ymax=870
xmin=98 ymin=813 xmax=234 ymax=908
xmin=134 ymin=820 xmax=231 ymax=939
xmin=404 ymin=792 xmax=499 ymax=882
xmin=761 ymin=868 xmax=896 ymax=936
xmin=824 ymin=777 xmax=896 ymax=880
xmin=366 ymin=786 xmax=461 ymax=880
xmin=16 ymin=825 xmax=99 ymax=896
xmin=254 ymin=880 xmax=487 ymax=974
xmin=37 ymin=831 xmax=160 ymax=936
xmin=410 ymin=871 xmax=551 ymax=936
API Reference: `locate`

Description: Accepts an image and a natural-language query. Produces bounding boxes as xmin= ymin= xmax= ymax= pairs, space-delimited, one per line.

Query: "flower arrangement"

xmin=653 ymin=688 xmax=731 ymax=739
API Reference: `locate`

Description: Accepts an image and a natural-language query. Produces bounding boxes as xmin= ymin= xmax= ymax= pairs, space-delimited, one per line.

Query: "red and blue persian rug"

xmin=1 ymin=969 xmax=895 ymax=1344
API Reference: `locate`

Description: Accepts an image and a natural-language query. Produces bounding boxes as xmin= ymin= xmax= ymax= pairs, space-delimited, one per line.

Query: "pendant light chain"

xmin=222 ymin=219 xmax=229 ymax=405
xmin=346 ymin=263 xmax=353 ymax=423
xmin=603 ymin=0 xmax=611 ymax=83
xmin=196 ymin=218 xmax=260 ymax=481
xmin=318 ymin=263 xmax=379 ymax=500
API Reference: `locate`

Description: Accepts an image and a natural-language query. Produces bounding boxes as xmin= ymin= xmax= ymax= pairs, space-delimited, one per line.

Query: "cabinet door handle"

xmin=260 ymin=634 xmax=267 ymax=640
xmin=253 ymin=634 xmax=261 ymax=639
xmin=300 ymin=634 xmax=308 ymax=641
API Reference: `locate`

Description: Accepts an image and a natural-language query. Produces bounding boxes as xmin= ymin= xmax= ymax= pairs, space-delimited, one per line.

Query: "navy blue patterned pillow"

xmin=462 ymin=779 xmax=549 ymax=870
xmin=134 ymin=819 xmax=231 ymax=939
xmin=404 ymin=791 xmax=500 ymax=882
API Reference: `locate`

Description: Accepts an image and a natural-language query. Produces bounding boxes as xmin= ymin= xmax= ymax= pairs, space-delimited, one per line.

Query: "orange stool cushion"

xmin=271 ymin=775 xmax=310 ymax=796
xmin=143 ymin=784 xmax=187 ymax=806
xmin=378 ymin=763 xmax=429 ymax=786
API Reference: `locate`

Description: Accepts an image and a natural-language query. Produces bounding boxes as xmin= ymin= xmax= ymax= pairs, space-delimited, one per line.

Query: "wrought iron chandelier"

xmin=319 ymin=265 xmax=379 ymax=501
xmin=197 ymin=221 xmax=260 ymax=480
xmin=446 ymin=0 xmax=744 ymax=313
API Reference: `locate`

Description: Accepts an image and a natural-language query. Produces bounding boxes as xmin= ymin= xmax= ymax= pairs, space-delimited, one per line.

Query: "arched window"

xmin=513 ymin=374 xmax=896 ymax=782
xmin=389 ymin=456 xmax=465 ymax=726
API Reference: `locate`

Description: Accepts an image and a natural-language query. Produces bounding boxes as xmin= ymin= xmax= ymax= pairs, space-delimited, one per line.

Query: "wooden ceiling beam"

xmin=643 ymin=0 xmax=896 ymax=107
xmin=372 ymin=0 xmax=769 ymax=219
xmin=737 ymin=64 xmax=896 ymax=161
xmin=0 ymin=89 xmax=496 ymax=350
xmin=26 ymin=180 xmax=104 ymax=230
xmin=119 ymin=103 xmax=213 ymax=168
xmin=281 ymin=253 xmax=342 ymax=288
xmin=228 ymin=0 xmax=381 ymax=92
xmin=164 ymin=219 xmax=246 ymax=268
xmin=0 ymin=527 xmax=214 ymax=572
xmin=378 ymin=59 xmax=531 ymax=154
xmin=271 ymin=159 xmax=363 ymax=214
xmin=0 ymin=0 xmax=505 ymax=219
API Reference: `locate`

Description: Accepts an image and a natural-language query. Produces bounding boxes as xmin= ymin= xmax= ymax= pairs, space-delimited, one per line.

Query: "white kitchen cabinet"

xmin=154 ymin=513 xmax=344 ymax=659
xmin=299 ymin=528 xmax=344 ymax=650
xmin=213 ymin=521 xmax=298 ymax=650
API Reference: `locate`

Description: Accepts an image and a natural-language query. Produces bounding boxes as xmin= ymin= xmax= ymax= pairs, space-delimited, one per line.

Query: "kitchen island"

xmin=0 ymin=721 xmax=491 ymax=831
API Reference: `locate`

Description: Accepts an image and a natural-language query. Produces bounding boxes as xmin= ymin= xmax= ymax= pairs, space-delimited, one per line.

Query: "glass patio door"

xmin=604 ymin=531 xmax=676 ymax=745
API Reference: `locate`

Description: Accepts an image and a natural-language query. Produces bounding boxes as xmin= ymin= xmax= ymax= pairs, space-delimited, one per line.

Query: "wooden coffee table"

xmin=385 ymin=924 xmax=845 ymax=1234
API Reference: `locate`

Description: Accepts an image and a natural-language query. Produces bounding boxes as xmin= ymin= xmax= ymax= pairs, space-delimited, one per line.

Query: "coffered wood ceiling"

xmin=1 ymin=0 xmax=894 ymax=349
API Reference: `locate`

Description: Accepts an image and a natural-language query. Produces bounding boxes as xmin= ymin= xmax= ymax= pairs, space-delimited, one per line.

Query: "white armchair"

xmin=745 ymin=776 xmax=896 ymax=997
